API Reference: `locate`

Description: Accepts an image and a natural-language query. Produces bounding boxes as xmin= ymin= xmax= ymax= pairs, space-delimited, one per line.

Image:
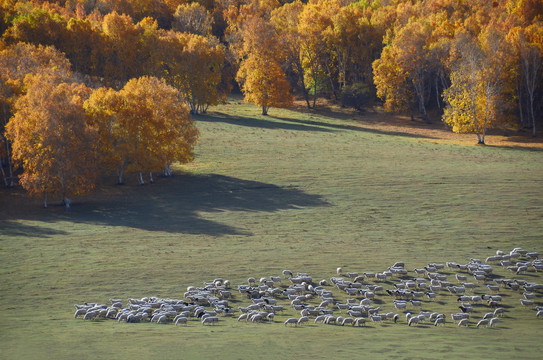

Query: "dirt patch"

xmin=291 ymin=99 xmax=543 ymax=150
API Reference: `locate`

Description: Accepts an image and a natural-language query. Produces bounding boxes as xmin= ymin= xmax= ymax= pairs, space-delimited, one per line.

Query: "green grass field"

xmin=1 ymin=98 xmax=543 ymax=359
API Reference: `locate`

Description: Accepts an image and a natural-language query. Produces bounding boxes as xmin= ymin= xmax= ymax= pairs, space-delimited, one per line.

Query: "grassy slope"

xmin=1 ymin=99 xmax=543 ymax=359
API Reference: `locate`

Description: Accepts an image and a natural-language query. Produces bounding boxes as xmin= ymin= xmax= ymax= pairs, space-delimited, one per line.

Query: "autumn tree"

xmin=160 ymin=31 xmax=226 ymax=114
xmin=85 ymin=76 xmax=199 ymax=184
xmin=6 ymin=75 xmax=98 ymax=208
xmin=173 ymin=3 xmax=213 ymax=36
xmin=235 ymin=16 xmax=293 ymax=115
xmin=442 ymin=28 xmax=510 ymax=144
xmin=270 ymin=0 xmax=310 ymax=107
xmin=0 ymin=42 xmax=72 ymax=188
xmin=297 ymin=0 xmax=337 ymax=108
xmin=509 ymin=22 xmax=543 ymax=136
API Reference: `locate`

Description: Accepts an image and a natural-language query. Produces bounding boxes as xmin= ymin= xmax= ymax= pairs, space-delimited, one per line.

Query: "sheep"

xmin=74 ymin=308 xmax=87 ymax=318
xmin=297 ymin=316 xmax=309 ymax=326
xmin=202 ymin=316 xmax=218 ymax=325
xmin=492 ymin=308 xmax=505 ymax=317
xmin=341 ymin=317 xmax=354 ymax=326
xmin=489 ymin=317 xmax=500 ymax=327
xmin=314 ymin=314 xmax=328 ymax=324
xmin=434 ymin=317 xmax=446 ymax=326
xmin=536 ymin=310 xmax=543 ymax=318
xmin=414 ymin=268 xmax=426 ymax=275
xmin=457 ymin=318 xmax=469 ymax=327
xmin=451 ymin=313 xmax=469 ymax=322
xmin=486 ymin=284 xmax=500 ymax=293
xmin=284 ymin=317 xmax=298 ymax=327
xmin=523 ymin=292 xmax=535 ymax=300
xmin=520 ymin=299 xmax=534 ymax=307
xmin=175 ymin=317 xmax=188 ymax=326
xmin=482 ymin=312 xmax=495 ymax=320
xmin=337 ymin=267 xmax=343 ymax=275
xmin=354 ymin=317 xmax=367 ymax=326
xmin=408 ymin=316 xmax=420 ymax=326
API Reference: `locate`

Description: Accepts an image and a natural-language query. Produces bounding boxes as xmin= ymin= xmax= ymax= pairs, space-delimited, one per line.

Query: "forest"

xmin=0 ymin=0 xmax=542 ymax=206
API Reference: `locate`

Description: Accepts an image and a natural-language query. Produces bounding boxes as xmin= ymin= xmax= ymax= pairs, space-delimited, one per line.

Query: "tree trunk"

xmin=138 ymin=172 xmax=145 ymax=185
xmin=118 ymin=164 xmax=125 ymax=185
xmin=0 ymin=157 xmax=7 ymax=187
xmin=149 ymin=172 xmax=154 ymax=184
xmin=295 ymin=58 xmax=311 ymax=109
xmin=435 ymin=76 xmax=441 ymax=110
xmin=44 ymin=195 xmax=48 ymax=208
xmin=325 ymin=61 xmax=338 ymax=101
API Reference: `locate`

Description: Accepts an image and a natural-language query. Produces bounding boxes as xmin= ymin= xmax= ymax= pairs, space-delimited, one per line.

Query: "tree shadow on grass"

xmin=196 ymin=112 xmax=336 ymax=133
xmin=0 ymin=221 xmax=70 ymax=239
xmin=1 ymin=173 xmax=329 ymax=236
xmin=270 ymin=115 xmax=438 ymax=140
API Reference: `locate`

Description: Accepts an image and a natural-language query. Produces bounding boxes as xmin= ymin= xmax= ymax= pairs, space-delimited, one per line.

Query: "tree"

xmin=237 ymin=53 xmax=293 ymax=115
xmin=297 ymin=0 xmax=337 ymax=108
xmin=0 ymin=42 xmax=72 ymax=188
xmin=271 ymin=1 xmax=310 ymax=108
xmin=173 ymin=3 xmax=213 ymax=36
xmin=160 ymin=31 xmax=226 ymax=114
xmin=442 ymin=28 xmax=509 ymax=144
xmin=509 ymin=23 xmax=543 ymax=136
xmin=235 ymin=16 xmax=293 ymax=115
xmin=6 ymin=75 xmax=98 ymax=208
xmin=85 ymin=76 xmax=199 ymax=184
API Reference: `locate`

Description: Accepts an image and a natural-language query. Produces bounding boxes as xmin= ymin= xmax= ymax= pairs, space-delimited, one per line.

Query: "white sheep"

xmin=284 ymin=317 xmax=298 ymax=326
xmin=457 ymin=318 xmax=469 ymax=327
xmin=489 ymin=317 xmax=500 ymax=327
xmin=352 ymin=317 xmax=365 ymax=326
xmin=175 ymin=317 xmax=188 ymax=326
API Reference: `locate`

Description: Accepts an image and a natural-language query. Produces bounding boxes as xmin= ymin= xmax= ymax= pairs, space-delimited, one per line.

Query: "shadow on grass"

xmin=270 ymin=115 xmax=438 ymax=140
xmin=196 ymin=112 xmax=336 ymax=133
xmin=1 ymin=173 xmax=329 ymax=236
xmin=198 ymin=111 xmax=437 ymax=139
xmin=0 ymin=221 xmax=70 ymax=238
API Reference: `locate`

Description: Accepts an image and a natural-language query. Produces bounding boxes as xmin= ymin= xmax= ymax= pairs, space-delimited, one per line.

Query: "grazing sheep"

xmin=536 ymin=310 xmax=543 ymax=318
xmin=408 ymin=316 xmax=420 ymax=326
xmin=354 ymin=317 xmax=366 ymax=326
xmin=284 ymin=318 xmax=298 ymax=327
xmin=337 ymin=267 xmax=343 ymax=275
xmin=489 ymin=317 xmax=500 ymax=327
xmin=482 ymin=312 xmax=495 ymax=320
xmin=493 ymin=308 xmax=505 ymax=317
xmin=202 ymin=316 xmax=218 ymax=325
xmin=341 ymin=317 xmax=354 ymax=326
xmin=476 ymin=319 xmax=489 ymax=328
xmin=175 ymin=317 xmax=188 ymax=326
xmin=74 ymin=308 xmax=87 ymax=318
xmin=520 ymin=299 xmax=534 ymax=307
xmin=457 ymin=318 xmax=469 ymax=327
xmin=297 ymin=316 xmax=309 ymax=326
xmin=434 ymin=317 xmax=446 ymax=326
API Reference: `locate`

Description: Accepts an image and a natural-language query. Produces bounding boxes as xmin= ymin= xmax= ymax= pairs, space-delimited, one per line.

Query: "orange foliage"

xmin=6 ymin=75 xmax=98 ymax=206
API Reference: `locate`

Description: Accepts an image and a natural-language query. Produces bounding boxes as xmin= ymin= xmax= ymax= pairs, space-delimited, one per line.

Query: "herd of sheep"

xmin=74 ymin=247 xmax=543 ymax=328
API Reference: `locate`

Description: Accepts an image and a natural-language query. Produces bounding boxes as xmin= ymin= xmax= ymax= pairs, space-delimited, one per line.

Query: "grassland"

xmin=1 ymin=98 xmax=543 ymax=359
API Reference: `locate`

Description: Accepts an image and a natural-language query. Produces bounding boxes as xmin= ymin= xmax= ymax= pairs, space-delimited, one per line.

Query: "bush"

xmin=341 ymin=83 xmax=371 ymax=111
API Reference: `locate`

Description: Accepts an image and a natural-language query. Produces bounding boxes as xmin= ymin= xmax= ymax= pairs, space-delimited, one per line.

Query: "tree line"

xmin=0 ymin=0 xmax=542 ymax=206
